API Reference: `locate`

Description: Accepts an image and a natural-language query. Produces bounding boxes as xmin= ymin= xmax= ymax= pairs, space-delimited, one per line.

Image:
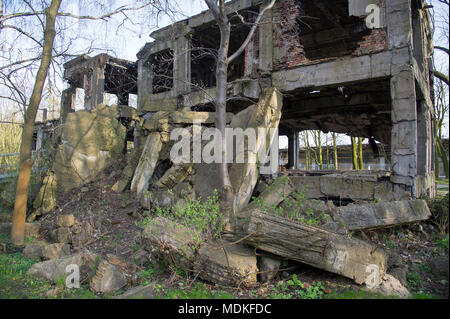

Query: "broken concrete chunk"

xmin=42 ymin=243 xmax=71 ymax=260
xmin=230 ymin=88 xmax=283 ymax=212
xmin=367 ymin=274 xmax=411 ymax=298
xmin=56 ymin=214 xmax=76 ymax=228
xmin=27 ymin=251 xmax=99 ymax=284
xmin=168 ymin=111 xmax=233 ymax=124
xmin=90 ymin=260 xmax=127 ymax=293
xmin=194 ymin=240 xmax=258 ymax=287
xmin=112 ymin=146 xmax=144 ymax=192
xmin=130 ymin=132 xmax=162 ymax=195
xmin=23 ymin=243 xmax=44 ymax=260
xmin=248 ymin=176 xmax=295 ymax=210
xmin=258 ymin=254 xmax=282 ymax=282
xmin=241 ymin=209 xmax=387 ymax=284
xmin=113 ymin=284 xmax=155 ymax=299
xmin=154 ymin=164 xmax=193 ymax=189
xmin=52 ymin=227 xmax=72 ymax=244
xmin=337 ymin=199 xmax=431 ymax=231
xmin=142 ymin=217 xmax=202 ymax=271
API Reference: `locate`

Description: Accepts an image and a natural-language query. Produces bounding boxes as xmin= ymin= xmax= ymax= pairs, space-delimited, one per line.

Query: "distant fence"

xmin=0 ymin=152 xmax=41 ymax=183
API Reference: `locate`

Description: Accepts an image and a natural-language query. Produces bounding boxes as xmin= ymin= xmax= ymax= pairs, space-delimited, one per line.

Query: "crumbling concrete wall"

xmin=32 ymin=105 xmax=126 ymax=219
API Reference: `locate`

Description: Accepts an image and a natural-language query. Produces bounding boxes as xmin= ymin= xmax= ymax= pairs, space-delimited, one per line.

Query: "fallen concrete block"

xmin=240 ymin=209 xmax=387 ymax=284
xmin=336 ymin=199 xmax=431 ymax=231
xmin=194 ymin=240 xmax=258 ymax=287
xmin=130 ymin=132 xmax=162 ymax=195
xmin=90 ymin=260 xmax=127 ymax=293
xmin=27 ymin=251 xmax=99 ymax=284
xmin=56 ymin=214 xmax=76 ymax=228
xmin=142 ymin=217 xmax=202 ymax=271
xmin=112 ymin=146 xmax=143 ymax=192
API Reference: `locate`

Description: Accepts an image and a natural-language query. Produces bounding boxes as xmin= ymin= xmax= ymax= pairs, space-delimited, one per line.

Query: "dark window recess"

xmin=297 ymin=0 xmax=371 ymax=60
xmin=149 ymin=49 xmax=174 ymax=94
xmin=190 ymin=8 xmax=256 ymax=90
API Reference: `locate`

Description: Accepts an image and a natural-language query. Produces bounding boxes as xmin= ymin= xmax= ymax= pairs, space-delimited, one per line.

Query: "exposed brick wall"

xmin=271 ymin=0 xmax=388 ymax=71
xmin=353 ymin=28 xmax=387 ymax=56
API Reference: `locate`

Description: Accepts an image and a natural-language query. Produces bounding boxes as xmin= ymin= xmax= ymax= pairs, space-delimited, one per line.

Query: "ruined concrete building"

xmin=57 ymin=0 xmax=436 ymax=204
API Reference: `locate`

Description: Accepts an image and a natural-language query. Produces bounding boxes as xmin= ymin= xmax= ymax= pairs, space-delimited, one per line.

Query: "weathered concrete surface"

xmin=42 ymin=243 xmax=71 ymax=260
xmin=229 ymin=88 xmax=283 ymax=213
xmin=289 ymin=174 xmax=409 ymax=202
xmin=336 ymin=199 xmax=431 ymax=231
xmin=33 ymin=105 xmax=126 ymax=215
xmin=194 ymin=240 xmax=258 ymax=287
xmin=154 ymin=164 xmax=193 ymax=189
xmin=27 ymin=251 xmax=99 ymax=283
xmin=56 ymin=215 xmax=76 ymax=228
xmin=113 ymin=284 xmax=155 ymax=299
xmin=240 ymin=209 xmax=387 ymax=284
xmin=142 ymin=217 xmax=201 ymax=271
xmin=130 ymin=132 xmax=162 ymax=195
xmin=90 ymin=260 xmax=127 ymax=293
xmin=112 ymin=146 xmax=144 ymax=192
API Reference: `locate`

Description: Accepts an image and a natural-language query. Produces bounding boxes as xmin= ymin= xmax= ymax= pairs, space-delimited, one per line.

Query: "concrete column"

xmin=390 ymin=69 xmax=418 ymax=192
xmin=386 ymin=0 xmax=413 ymax=50
xmin=174 ymin=33 xmax=191 ymax=95
xmin=288 ymin=129 xmax=298 ymax=169
xmin=60 ymin=86 xmax=76 ymax=123
xmin=84 ymin=66 xmax=105 ymax=111
xmin=258 ymin=5 xmax=273 ymax=74
xmin=137 ymin=53 xmax=154 ymax=113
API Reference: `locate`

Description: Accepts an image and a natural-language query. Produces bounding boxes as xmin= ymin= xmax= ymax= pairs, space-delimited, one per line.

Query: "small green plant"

xmin=138 ymin=189 xmax=225 ymax=245
xmin=435 ymin=235 xmax=449 ymax=250
xmin=419 ymin=262 xmax=432 ymax=273
xmin=407 ymin=272 xmax=423 ymax=291
xmin=269 ymin=275 xmax=325 ymax=299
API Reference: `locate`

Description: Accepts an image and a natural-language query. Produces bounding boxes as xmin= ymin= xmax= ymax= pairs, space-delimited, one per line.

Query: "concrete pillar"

xmin=60 ymin=86 xmax=76 ymax=123
xmin=390 ymin=69 xmax=418 ymax=193
xmin=288 ymin=129 xmax=298 ymax=169
xmin=174 ymin=32 xmax=191 ymax=95
xmin=137 ymin=51 xmax=154 ymax=112
xmin=84 ymin=66 xmax=105 ymax=111
xmin=258 ymin=5 xmax=273 ymax=74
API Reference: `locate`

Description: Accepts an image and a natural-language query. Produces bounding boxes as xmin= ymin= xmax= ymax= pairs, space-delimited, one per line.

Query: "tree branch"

xmin=227 ymin=0 xmax=276 ymax=64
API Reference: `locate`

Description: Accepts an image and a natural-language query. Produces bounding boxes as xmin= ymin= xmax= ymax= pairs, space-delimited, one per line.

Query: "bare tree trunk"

xmin=351 ymin=137 xmax=358 ymax=170
xmin=204 ymin=0 xmax=276 ymax=222
xmin=437 ymin=137 xmax=449 ymax=178
xmin=332 ymin=132 xmax=338 ymax=170
xmin=11 ymin=0 xmax=62 ymax=245
xmin=317 ymin=131 xmax=323 ymax=170
xmin=305 ymin=132 xmax=311 ymax=170
xmin=358 ymin=137 xmax=364 ymax=170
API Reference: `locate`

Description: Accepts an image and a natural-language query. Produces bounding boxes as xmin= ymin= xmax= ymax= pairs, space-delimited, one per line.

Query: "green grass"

xmin=0 ymin=233 xmax=99 ymax=299
xmin=436 ymin=178 xmax=449 ymax=185
xmin=325 ymin=288 xmax=395 ymax=299
xmin=268 ymin=275 xmax=325 ymax=299
xmin=158 ymin=282 xmax=233 ymax=299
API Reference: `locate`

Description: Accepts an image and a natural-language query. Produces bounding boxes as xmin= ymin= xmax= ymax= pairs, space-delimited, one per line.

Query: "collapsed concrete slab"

xmin=142 ymin=217 xmax=202 ymax=271
xmin=194 ymin=240 xmax=258 ymax=287
xmin=239 ymin=209 xmax=387 ymax=284
xmin=112 ymin=147 xmax=144 ymax=192
xmin=130 ymin=132 xmax=162 ymax=195
xmin=229 ymin=88 xmax=283 ymax=213
xmin=336 ymin=199 xmax=431 ymax=231
xmin=32 ymin=105 xmax=126 ymax=217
